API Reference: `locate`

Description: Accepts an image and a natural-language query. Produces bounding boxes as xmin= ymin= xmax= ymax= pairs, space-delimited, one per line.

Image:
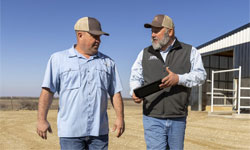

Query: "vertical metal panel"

xmin=246 ymin=42 xmax=250 ymax=76
xmin=190 ymin=86 xmax=199 ymax=110
xmin=234 ymin=42 xmax=250 ymax=78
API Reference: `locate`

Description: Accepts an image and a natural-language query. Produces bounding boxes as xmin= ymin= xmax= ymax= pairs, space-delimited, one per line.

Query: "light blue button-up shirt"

xmin=42 ymin=46 xmax=123 ymax=137
xmin=130 ymin=40 xmax=207 ymax=95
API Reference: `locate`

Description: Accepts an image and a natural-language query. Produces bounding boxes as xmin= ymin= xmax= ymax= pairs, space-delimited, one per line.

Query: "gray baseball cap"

xmin=144 ymin=14 xmax=174 ymax=29
xmin=74 ymin=17 xmax=109 ymax=36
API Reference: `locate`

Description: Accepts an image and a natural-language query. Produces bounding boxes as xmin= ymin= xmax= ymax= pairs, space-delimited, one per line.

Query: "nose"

xmin=95 ymin=36 xmax=101 ymax=43
xmin=152 ymin=32 xmax=157 ymax=38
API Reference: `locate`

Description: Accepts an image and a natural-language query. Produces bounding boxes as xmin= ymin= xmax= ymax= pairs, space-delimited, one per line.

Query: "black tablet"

xmin=133 ymin=79 xmax=163 ymax=98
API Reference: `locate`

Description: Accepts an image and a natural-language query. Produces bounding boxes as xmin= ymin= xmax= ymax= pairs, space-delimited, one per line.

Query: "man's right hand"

xmin=132 ymin=92 xmax=143 ymax=103
xmin=37 ymin=120 xmax=53 ymax=140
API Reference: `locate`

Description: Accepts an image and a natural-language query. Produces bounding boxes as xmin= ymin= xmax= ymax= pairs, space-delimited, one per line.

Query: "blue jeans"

xmin=143 ymin=115 xmax=187 ymax=150
xmin=59 ymin=134 xmax=108 ymax=150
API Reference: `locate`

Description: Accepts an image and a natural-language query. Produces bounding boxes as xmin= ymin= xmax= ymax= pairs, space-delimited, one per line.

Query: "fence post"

xmin=211 ymin=71 xmax=214 ymax=112
xmin=238 ymin=66 xmax=241 ymax=114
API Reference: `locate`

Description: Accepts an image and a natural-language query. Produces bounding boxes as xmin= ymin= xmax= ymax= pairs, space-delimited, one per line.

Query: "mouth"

xmin=93 ymin=43 xmax=99 ymax=48
xmin=152 ymin=39 xmax=158 ymax=43
xmin=152 ymin=37 xmax=158 ymax=41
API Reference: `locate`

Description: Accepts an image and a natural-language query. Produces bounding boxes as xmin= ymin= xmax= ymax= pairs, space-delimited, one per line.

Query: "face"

xmin=151 ymin=27 xmax=170 ymax=50
xmin=77 ymin=31 xmax=101 ymax=55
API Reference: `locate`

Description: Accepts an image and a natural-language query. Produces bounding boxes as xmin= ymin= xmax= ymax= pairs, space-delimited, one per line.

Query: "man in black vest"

xmin=130 ymin=14 xmax=206 ymax=150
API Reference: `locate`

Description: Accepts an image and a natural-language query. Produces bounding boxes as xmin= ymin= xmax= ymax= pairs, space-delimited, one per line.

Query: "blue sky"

xmin=0 ymin=0 xmax=249 ymax=98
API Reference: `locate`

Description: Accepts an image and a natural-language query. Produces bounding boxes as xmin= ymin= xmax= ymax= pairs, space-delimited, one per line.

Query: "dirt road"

xmin=1 ymin=100 xmax=250 ymax=150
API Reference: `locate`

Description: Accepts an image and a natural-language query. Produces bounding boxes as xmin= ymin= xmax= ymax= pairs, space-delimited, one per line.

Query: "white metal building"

xmin=191 ymin=23 xmax=250 ymax=114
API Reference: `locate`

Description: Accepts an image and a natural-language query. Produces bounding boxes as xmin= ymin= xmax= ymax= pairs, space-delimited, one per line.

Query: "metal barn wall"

xmin=191 ymin=23 xmax=250 ymax=110
xmin=234 ymin=42 xmax=250 ymax=78
xmin=234 ymin=42 xmax=250 ymax=106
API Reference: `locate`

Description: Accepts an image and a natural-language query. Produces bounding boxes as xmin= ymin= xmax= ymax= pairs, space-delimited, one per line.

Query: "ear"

xmin=77 ymin=32 xmax=83 ymax=38
xmin=168 ymin=29 xmax=174 ymax=37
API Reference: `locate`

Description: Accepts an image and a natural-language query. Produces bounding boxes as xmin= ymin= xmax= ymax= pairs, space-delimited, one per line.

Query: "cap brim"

xmin=144 ymin=23 xmax=163 ymax=28
xmin=89 ymin=30 xmax=109 ymax=36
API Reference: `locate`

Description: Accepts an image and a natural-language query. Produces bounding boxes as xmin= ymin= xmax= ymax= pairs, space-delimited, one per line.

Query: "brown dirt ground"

xmin=0 ymin=100 xmax=250 ymax=150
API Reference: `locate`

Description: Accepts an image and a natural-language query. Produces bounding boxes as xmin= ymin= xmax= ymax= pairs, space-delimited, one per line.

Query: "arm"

xmin=130 ymin=50 xmax=144 ymax=103
xmin=160 ymin=47 xmax=207 ymax=88
xmin=37 ymin=88 xmax=54 ymax=140
xmin=37 ymin=54 xmax=59 ymax=139
xmin=111 ymin=92 xmax=125 ymax=138
xmin=178 ymin=47 xmax=207 ymax=87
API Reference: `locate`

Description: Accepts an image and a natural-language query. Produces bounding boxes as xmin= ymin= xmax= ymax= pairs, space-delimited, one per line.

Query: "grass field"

xmin=0 ymin=99 xmax=250 ymax=150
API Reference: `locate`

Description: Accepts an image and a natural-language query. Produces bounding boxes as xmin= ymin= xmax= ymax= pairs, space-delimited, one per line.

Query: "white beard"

xmin=151 ymin=32 xmax=170 ymax=50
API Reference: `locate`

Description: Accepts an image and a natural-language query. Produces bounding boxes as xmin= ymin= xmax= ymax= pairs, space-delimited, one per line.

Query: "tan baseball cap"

xmin=74 ymin=17 xmax=109 ymax=36
xmin=144 ymin=14 xmax=174 ymax=29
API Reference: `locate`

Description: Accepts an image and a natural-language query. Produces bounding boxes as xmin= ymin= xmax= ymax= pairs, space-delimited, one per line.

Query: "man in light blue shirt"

xmin=37 ymin=17 xmax=125 ymax=150
xmin=130 ymin=14 xmax=206 ymax=150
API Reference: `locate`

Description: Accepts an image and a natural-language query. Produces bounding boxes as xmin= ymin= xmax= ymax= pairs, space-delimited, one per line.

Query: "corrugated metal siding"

xmin=199 ymin=27 xmax=250 ymax=54
xmin=201 ymin=46 xmax=234 ymax=56
xmin=197 ymin=23 xmax=250 ymax=54
xmin=234 ymin=42 xmax=250 ymax=78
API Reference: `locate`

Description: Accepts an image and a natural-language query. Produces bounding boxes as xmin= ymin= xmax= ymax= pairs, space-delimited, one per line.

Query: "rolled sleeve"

xmin=41 ymin=55 xmax=60 ymax=93
xmin=178 ymin=47 xmax=207 ymax=87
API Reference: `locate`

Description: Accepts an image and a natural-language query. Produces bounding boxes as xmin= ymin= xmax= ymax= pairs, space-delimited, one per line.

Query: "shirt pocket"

xmin=95 ymin=67 xmax=111 ymax=91
xmin=60 ymin=68 xmax=81 ymax=90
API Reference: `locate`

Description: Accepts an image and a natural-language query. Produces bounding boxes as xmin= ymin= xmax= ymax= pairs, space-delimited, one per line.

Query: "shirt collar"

xmin=68 ymin=44 xmax=101 ymax=59
xmin=68 ymin=45 xmax=77 ymax=58
xmin=161 ymin=39 xmax=176 ymax=53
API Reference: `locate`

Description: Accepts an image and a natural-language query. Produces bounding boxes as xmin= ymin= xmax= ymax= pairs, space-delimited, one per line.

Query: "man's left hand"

xmin=159 ymin=67 xmax=179 ymax=88
xmin=112 ymin=118 xmax=125 ymax=138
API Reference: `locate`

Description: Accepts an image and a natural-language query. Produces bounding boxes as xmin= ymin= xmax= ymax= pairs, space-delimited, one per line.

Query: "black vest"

xmin=142 ymin=39 xmax=192 ymax=118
